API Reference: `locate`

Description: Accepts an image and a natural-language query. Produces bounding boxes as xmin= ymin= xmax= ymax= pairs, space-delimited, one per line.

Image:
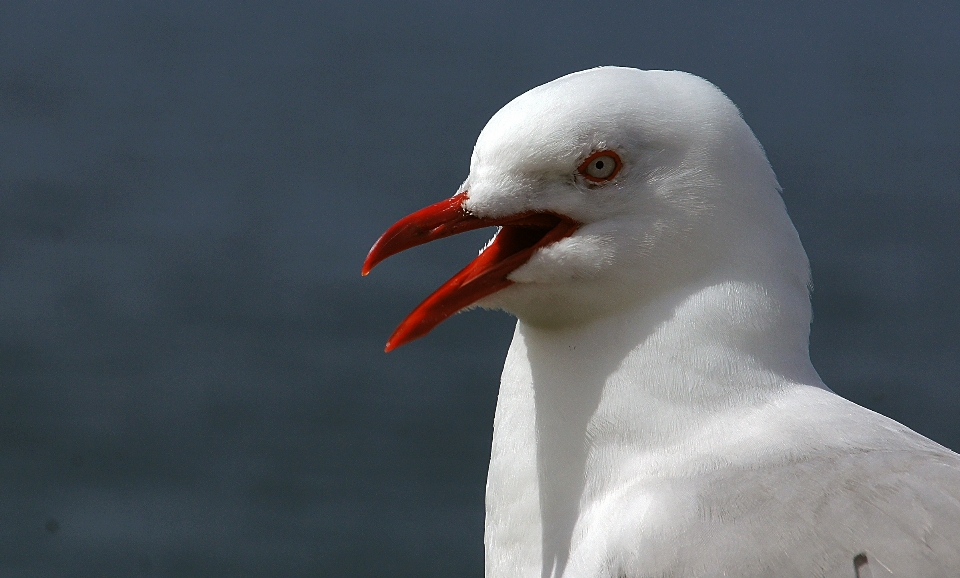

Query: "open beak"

xmin=362 ymin=192 xmax=580 ymax=351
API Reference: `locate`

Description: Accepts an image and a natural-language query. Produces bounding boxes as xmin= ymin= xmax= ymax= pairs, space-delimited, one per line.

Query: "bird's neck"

xmin=524 ymin=273 xmax=821 ymax=453
xmin=484 ymin=276 xmax=823 ymax=577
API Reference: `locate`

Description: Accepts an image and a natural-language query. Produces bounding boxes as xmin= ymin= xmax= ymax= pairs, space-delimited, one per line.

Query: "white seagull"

xmin=363 ymin=67 xmax=960 ymax=577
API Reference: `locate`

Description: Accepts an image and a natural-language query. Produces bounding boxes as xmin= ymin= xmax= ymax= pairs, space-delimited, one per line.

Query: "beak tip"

xmin=361 ymin=255 xmax=375 ymax=276
xmin=362 ymin=249 xmax=384 ymax=276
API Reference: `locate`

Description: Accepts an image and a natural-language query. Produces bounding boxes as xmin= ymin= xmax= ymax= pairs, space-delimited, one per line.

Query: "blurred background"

xmin=0 ymin=1 xmax=958 ymax=576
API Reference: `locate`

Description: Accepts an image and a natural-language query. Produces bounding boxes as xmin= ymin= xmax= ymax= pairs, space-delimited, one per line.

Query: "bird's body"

xmin=364 ymin=67 xmax=960 ymax=577
xmin=486 ymin=293 xmax=960 ymax=577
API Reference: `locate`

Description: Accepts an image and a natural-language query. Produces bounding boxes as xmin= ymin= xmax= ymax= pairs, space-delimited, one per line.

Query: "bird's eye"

xmin=578 ymin=150 xmax=622 ymax=183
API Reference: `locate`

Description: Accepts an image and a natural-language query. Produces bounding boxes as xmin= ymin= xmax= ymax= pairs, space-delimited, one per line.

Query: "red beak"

xmin=363 ymin=192 xmax=580 ymax=351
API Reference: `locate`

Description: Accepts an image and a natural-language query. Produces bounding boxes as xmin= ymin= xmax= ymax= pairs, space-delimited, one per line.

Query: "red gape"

xmin=363 ymin=192 xmax=580 ymax=351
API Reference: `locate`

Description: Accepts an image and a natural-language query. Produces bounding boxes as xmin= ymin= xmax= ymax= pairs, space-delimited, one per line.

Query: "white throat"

xmin=484 ymin=272 xmax=825 ymax=578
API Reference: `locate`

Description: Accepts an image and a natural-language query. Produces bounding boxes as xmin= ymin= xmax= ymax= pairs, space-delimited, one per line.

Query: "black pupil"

xmin=595 ymin=160 xmax=604 ymax=169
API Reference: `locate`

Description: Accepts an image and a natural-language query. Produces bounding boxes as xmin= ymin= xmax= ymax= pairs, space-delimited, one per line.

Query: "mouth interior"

xmin=380 ymin=211 xmax=578 ymax=351
xmin=489 ymin=214 xmax=567 ymax=260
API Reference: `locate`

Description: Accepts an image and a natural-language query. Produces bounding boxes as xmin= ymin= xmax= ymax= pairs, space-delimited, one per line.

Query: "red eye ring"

xmin=577 ymin=150 xmax=622 ymax=183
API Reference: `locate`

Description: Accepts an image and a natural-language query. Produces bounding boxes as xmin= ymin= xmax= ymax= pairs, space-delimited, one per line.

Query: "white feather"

xmin=456 ymin=67 xmax=960 ymax=578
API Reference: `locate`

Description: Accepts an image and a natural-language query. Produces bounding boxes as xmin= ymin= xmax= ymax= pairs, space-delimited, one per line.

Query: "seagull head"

xmin=364 ymin=67 xmax=809 ymax=351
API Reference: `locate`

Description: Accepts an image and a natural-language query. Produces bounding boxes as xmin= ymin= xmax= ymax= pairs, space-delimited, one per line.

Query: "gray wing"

xmin=686 ymin=445 xmax=960 ymax=577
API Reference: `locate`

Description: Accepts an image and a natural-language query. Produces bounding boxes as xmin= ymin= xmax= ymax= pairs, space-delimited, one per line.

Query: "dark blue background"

xmin=1 ymin=1 xmax=958 ymax=576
